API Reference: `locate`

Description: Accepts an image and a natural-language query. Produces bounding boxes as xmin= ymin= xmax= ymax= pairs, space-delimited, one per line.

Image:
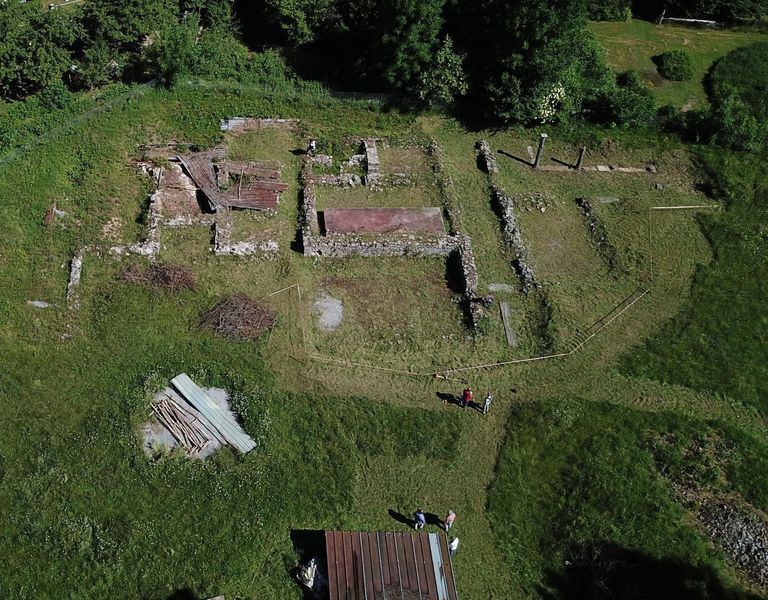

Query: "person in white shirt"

xmin=449 ymin=537 xmax=459 ymax=558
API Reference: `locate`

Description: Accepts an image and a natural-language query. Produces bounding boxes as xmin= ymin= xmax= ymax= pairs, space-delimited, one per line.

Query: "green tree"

xmin=82 ymin=0 xmax=179 ymax=49
xmin=262 ymin=0 xmax=335 ymax=44
xmin=416 ymin=36 xmax=468 ymax=104
xmin=451 ymin=0 xmax=612 ymax=123
xmin=78 ymin=42 xmax=122 ymax=89
xmin=0 ymin=4 xmax=79 ymax=99
xmin=146 ymin=15 xmax=200 ymax=86
xmin=588 ymin=0 xmax=632 ymax=20
xmin=377 ymin=0 xmax=446 ymax=95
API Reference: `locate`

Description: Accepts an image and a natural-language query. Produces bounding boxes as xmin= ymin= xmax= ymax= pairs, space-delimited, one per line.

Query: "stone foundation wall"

xmin=475 ymin=139 xmax=498 ymax=174
xmin=492 ymin=186 xmax=538 ymax=292
xmin=305 ymin=233 xmax=458 ymax=258
xmin=576 ymin=197 xmax=618 ymax=272
xmin=299 ymin=138 xmax=481 ymax=327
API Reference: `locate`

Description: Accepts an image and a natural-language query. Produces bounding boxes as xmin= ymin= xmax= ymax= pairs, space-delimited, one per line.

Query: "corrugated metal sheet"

xmin=170 ymin=373 xmax=256 ymax=454
xmin=325 ymin=531 xmax=458 ymax=600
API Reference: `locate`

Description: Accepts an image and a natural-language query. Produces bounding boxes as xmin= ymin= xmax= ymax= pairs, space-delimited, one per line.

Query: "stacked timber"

xmin=150 ymin=373 xmax=256 ymax=457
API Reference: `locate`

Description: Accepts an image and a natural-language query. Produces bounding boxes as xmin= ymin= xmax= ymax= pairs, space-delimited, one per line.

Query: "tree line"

xmin=0 ymin=0 xmax=766 ymax=141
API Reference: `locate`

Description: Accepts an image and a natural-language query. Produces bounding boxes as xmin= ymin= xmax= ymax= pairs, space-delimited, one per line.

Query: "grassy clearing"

xmin=489 ymin=399 xmax=768 ymax=599
xmin=591 ymin=19 xmax=766 ymax=107
xmin=623 ymin=151 xmax=768 ymax=417
xmin=1 ymin=82 xmax=766 ymax=599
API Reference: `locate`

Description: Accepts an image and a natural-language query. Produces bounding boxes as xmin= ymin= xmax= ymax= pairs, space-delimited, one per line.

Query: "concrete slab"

xmin=323 ymin=207 xmax=445 ymax=235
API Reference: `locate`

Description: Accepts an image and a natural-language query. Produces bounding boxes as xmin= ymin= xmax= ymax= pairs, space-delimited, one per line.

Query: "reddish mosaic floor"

xmin=323 ymin=207 xmax=445 ymax=234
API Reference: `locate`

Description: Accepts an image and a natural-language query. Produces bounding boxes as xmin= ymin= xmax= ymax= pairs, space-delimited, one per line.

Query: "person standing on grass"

xmin=449 ymin=537 xmax=459 ymax=558
xmin=414 ymin=509 xmax=426 ymax=530
xmin=444 ymin=510 xmax=456 ymax=532
xmin=461 ymin=387 xmax=473 ymax=409
xmin=483 ymin=392 xmax=493 ymax=415
xmin=308 ymin=139 xmax=317 ymax=156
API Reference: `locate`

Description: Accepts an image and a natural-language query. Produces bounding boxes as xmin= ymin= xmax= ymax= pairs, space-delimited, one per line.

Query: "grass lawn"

xmin=2 ymin=83 xmax=768 ymax=599
xmin=591 ymin=19 xmax=767 ymax=107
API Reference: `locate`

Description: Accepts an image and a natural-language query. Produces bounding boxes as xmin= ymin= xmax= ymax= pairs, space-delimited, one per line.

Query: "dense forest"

xmin=1 ymin=0 xmax=767 ymax=145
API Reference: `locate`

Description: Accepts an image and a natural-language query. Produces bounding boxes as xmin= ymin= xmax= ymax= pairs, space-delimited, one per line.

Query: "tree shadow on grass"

xmin=538 ymin=541 xmax=762 ymax=600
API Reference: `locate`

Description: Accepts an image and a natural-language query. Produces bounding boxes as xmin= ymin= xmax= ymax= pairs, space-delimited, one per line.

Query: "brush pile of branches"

xmin=200 ymin=293 xmax=276 ymax=339
xmin=122 ymin=262 xmax=196 ymax=292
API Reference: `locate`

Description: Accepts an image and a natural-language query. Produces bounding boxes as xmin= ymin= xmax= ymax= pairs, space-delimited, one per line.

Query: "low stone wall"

xmin=455 ymin=234 xmax=481 ymax=327
xmin=309 ymin=173 xmax=363 ymax=187
xmin=213 ymin=211 xmax=279 ymax=258
xmin=475 ymin=139 xmax=498 ymax=174
xmin=66 ymin=250 xmax=84 ymax=309
xmin=492 ymin=186 xmax=538 ymax=292
xmin=575 ymin=197 xmax=618 ymax=272
xmin=428 ymin=140 xmax=461 ymax=234
xmin=305 ymin=233 xmax=457 ymax=258
xmin=220 ymin=117 xmax=298 ymax=132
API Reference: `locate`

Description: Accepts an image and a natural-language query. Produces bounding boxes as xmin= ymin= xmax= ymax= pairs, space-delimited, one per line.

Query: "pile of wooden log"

xmin=151 ymin=392 xmax=225 ymax=457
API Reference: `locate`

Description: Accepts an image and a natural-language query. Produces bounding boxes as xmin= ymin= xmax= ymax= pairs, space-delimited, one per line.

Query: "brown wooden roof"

xmin=175 ymin=151 xmax=285 ymax=212
xmin=325 ymin=531 xmax=458 ymax=600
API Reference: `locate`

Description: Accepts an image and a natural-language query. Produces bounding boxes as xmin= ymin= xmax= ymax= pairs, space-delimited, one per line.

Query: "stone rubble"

xmin=697 ymin=498 xmax=768 ymax=587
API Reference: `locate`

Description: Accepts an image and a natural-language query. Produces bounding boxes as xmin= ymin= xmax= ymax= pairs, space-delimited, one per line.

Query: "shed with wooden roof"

xmin=324 ymin=530 xmax=458 ymax=600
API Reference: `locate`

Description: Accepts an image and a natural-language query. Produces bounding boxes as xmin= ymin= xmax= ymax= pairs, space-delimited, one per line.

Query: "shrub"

xmin=588 ymin=0 xmax=632 ymax=21
xmin=709 ymin=41 xmax=768 ymax=122
xmin=588 ymin=70 xmax=656 ymax=127
xmin=654 ymin=50 xmax=695 ymax=82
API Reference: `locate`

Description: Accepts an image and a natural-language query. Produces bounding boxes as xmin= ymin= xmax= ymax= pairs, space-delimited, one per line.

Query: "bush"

xmin=654 ymin=50 xmax=695 ymax=82
xmin=588 ymin=0 xmax=632 ymax=21
xmin=588 ymin=70 xmax=656 ymax=127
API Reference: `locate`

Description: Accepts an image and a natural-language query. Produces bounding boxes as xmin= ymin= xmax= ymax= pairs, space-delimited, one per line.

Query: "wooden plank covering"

xmin=369 ymin=533 xmax=384 ymax=598
xmin=438 ymin=534 xmax=458 ymax=600
xmin=401 ymin=534 xmax=418 ymax=592
xmin=361 ymin=532 xmax=375 ymax=600
xmin=412 ymin=533 xmax=428 ymax=597
xmin=324 ymin=531 xmax=459 ymax=600
xmin=327 ymin=532 xmax=340 ymax=600
xmin=500 ymin=301 xmax=517 ymax=348
xmin=170 ymin=373 xmax=256 ymax=453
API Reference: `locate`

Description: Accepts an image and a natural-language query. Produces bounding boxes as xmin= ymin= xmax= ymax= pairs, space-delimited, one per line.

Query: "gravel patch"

xmin=697 ymin=498 xmax=768 ymax=587
xmin=314 ymin=291 xmax=343 ymax=331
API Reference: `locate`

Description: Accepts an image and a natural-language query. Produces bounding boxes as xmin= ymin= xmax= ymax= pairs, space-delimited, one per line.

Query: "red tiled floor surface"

xmin=323 ymin=207 xmax=445 ymax=234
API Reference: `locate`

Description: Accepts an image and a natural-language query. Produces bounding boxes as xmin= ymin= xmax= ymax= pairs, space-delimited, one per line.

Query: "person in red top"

xmin=461 ymin=387 xmax=473 ymax=409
